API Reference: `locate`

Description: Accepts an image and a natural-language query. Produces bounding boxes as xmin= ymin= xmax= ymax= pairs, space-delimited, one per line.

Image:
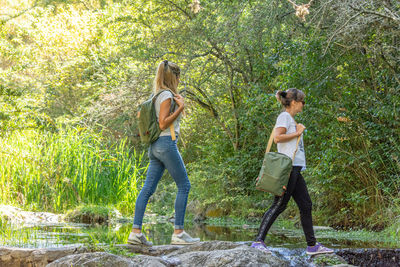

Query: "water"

xmin=0 ymin=219 xmax=394 ymax=249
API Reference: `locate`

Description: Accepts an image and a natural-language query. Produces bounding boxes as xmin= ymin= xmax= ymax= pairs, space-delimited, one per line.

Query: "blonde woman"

xmin=128 ymin=60 xmax=199 ymax=246
xmin=251 ymin=89 xmax=333 ymax=255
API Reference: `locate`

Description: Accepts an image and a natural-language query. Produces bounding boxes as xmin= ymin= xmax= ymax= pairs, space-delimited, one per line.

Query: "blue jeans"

xmin=133 ymin=136 xmax=191 ymax=230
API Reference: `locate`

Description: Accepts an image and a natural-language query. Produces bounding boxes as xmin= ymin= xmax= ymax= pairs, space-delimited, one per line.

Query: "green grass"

xmin=0 ymin=217 xmax=39 ymax=247
xmin=0 ymin=216 xmax=131 ymax=248
xmin=64 ymin=204 xmax=120 ymax=224
xmin=0 ymin=127 xmax=147 ymax=215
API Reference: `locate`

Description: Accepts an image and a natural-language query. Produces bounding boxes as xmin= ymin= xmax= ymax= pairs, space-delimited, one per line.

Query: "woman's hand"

xmin=159 ymin=95 xmax=184 ymax=130
xmin=296 ymin=124 xmax=306 ymax=136
xmin=274 ymin=124 xmax=305 ymax=144
xmin=174 ymin=94 xmax=185 ymax=110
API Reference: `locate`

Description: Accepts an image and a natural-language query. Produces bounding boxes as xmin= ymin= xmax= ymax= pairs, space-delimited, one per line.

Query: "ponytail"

xmin=276 ymin=88 xmax=305 ymax=107
xmin=154 ymin=61 xmax=166 ymax=92
xmin=275 ymin=90 xmax=288 ymax=103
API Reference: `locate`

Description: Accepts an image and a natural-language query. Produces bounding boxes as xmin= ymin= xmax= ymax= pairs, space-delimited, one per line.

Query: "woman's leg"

xmin=156 ymin=138 xmax=191 ymax=230
xmin=255 ymin=166 xmax=302 ymax=241
xmin=132 ymin=147 xmax=165 ymax=230
xmin=291 ymin=171 xmax=316 ymax=246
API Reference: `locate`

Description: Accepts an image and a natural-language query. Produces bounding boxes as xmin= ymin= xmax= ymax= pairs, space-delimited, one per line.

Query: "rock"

xmin=186 ymin=200 xmax=206 ymax=222
xmin=167 ymin=241 xmax=243 ymax=256
xmin=170 ymin=242 xmax=288 ymax=267
xmin=311 ymin=253 xmax=350 ymax=267
xmin=120 ymin=241 xmax=288 ymax=267
xmin=116 ymin=244 xmax=184 ymax=256
xmin=313 ymin=226 xmax=334 ymax=231
xmin=205 ymin=206 xmax=224 ymax=218
xmin=336 ymin=248 xmax=400 ymax=267
xmin=46 ymin=252 xmax=174 ymax=267
xmin=64 ymin=205 xmax=120 ymax=224
xmin=0 ymin=246 xmax=87 ymax=267
xmin=2 ymin=241 xmax=389 ymax=267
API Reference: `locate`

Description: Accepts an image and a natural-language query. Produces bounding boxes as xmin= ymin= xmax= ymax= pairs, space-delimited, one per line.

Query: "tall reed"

xmin=0 ymin=127 xmax=147 ymax=215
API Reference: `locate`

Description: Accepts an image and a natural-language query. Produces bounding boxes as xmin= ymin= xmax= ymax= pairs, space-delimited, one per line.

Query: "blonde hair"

xmin=276 ymin=88 xmax=305 ymax=107
xmin=153 ymin=60 xmax=180 ymax=94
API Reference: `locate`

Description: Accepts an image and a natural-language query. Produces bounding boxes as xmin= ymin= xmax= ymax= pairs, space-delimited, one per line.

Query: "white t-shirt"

xmin=154 ymin=91 xmax=181 ymax=136
xmin=275 ymin=111 xmax=306 ymax=168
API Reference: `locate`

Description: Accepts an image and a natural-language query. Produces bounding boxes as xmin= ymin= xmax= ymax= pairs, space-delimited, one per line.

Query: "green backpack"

xmin=138 ymin=89 xmax=176 ymax=145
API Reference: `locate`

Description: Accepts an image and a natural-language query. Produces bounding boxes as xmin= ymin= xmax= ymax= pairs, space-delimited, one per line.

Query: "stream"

xmin=1 ymin=218 xmax=399 ymax=266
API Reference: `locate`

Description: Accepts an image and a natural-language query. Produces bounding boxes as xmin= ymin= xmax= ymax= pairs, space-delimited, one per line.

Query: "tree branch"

xmin=185 ymin=88 xmax=236 ymax=145
xmin=163 ymin=0 xmax=193 ymax=20
xmin=152 ymin=50 xmax=212 ymax=59
xmin=0 ymin=1 xmax=38 ymax=25
xmin=323 ymin=12 xmax=362 ymax=55
xmin=349 ymin=5 xmax=400 ymax=24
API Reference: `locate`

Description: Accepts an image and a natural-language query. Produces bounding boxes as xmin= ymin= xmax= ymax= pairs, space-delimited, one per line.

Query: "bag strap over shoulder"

xmin=266 ymin=127 xmax=301 ymax=161
xmin=152 ymin=89 xmax=176 ymax=101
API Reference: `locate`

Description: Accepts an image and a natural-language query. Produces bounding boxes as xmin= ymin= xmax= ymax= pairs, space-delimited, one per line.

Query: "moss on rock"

xmin=64 ymin=205 xmax=120 ymax=224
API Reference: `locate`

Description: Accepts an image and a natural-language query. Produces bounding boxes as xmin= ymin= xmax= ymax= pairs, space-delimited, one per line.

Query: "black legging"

xmin=255 ymin=166 xmax=317 ymax=246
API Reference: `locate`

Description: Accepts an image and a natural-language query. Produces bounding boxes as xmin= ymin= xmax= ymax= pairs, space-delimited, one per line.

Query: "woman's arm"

xmin=273 ymin=124 xmax=305 ymax=143
xmin=158 ymin=95 xmax=184 ymax=130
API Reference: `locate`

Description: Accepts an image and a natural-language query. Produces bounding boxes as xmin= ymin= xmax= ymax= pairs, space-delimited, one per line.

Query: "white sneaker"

xmin=127 ymin=232 xmax=153 ymax=246
xmin=171 ymin=231 xmax=200 ymax=245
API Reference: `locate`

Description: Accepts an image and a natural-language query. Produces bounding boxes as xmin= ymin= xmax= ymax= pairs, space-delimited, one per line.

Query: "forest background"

xmin=0 ymin=0 xmax=399 ymax=236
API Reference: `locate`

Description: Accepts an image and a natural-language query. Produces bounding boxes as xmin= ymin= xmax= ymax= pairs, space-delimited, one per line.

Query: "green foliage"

xmin=0 ymin=0 xmax=399 ymax=231
xmin=383 ymin=210 xmax=400 ymax=247
xmin=0 ymin=216 xmax=38 ymax=247
xmin=0 ymin=215 xmax=134 ymax=248
xmin=313 ymin=255 xmax=343 ymax=266
xmin=0 ymin=127 xmax=147 ymax=215
xmin=64 ymin=204 xmax=119 ymax=224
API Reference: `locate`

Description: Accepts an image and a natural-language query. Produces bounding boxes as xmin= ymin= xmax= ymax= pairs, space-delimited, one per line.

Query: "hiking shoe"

xmin=127 ymin=232 xmax=153 ymax=246
xmin=306 ymin=242 xmax=334 ymax=255
xmin=171 ymin=231 xmax=200 ymax=245
xmin=251 ymin=241 xmax=271 ymax=254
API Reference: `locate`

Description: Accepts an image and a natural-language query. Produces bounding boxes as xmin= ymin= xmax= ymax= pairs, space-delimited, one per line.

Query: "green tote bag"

xmin=255 ymin=128 xmax=301 ymax=196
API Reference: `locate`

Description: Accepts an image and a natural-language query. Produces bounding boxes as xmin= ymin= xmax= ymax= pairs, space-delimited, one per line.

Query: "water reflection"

xmin=0 ymin=220 xmax=394 ymax=249
xmin=143 ymin=222 xmax=258 ymax=246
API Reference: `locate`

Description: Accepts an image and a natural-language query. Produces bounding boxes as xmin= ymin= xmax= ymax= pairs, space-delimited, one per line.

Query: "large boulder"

xmin=0 ymin=241 xmax=363 ymax=267
xmin=46 ymin=252 xmax=175 ymax=267
xmin=46 ymin=241 xmax=288 ymax=267
xmin=172 ymin=244 xmax=288 ymax=267
xmin=0 ymin=246 xmax=87 ymax=267
xmin=167 ymin=241 xmax=243 ymax=256
xmin=116 ymin=244 xmax=183 ymax=256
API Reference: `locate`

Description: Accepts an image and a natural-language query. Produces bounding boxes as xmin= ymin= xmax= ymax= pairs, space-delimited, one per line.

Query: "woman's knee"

xmin=178 ymin=179 xmax=191 ymax=193
xmin=276 ymin=203 xmax=288 ymax=214
xmin=300 ymin=201 xmax=312 ymax=214
xmin=140 ymin=185 xmax=156 ymax=198
xmin=184 ymin=180 xmax=191 ymax=192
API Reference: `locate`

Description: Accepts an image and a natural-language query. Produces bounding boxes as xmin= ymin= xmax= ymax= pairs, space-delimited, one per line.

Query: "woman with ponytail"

xmin=251 ymin=88 xmax=333 ymax=255
xmin=128 ymin=60 xmax=199 ymax=246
